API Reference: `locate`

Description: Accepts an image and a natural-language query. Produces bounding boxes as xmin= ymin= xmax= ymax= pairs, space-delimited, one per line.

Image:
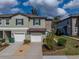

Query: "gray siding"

xmin=3 ymin=15 xmax=29 ymax=28
xmin=29 ymin=19 xmax=45 ymax=28
xmin=0 ymin=15 xmax=46 ymax=28
xmin=56 ymin=18 xmax=71 ymax=35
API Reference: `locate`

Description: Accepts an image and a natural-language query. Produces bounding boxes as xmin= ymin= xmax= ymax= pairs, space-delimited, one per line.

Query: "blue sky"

xmin=0 ymin=0 xmax=79 ymax=17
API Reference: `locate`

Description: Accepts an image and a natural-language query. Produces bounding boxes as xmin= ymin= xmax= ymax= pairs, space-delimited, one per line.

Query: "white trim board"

xmin=0 ymin=27 xmax=29 ymax=30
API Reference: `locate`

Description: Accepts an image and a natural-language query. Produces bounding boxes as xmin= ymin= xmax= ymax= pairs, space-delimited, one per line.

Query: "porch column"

xmin=3 ymin=31 xmax=5 ymax=39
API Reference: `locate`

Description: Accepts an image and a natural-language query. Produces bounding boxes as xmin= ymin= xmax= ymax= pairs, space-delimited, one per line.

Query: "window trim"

xmin=6 ymin=19 xmax=9 ymax=25
xmin=16 ymin=19 xmax=24 ymax=26
xmin=0 ymin=19 xmax=3 ymax=26
xmin=0 ymin=20 xmax=2 ymax=25
xmin=33 ymin=19 xmax=41 ymax=25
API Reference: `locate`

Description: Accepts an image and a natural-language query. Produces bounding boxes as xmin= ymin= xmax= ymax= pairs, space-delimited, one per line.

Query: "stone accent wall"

xmin=45 ymin=20 xmax=52 ymax=32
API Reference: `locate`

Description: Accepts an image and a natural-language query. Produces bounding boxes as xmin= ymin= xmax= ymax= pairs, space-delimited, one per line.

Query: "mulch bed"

xmin=42 ymin=44 xmax=65 ymax=55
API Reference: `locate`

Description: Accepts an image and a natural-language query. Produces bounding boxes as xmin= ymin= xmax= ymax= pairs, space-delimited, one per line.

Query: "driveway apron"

xmin=24 ymin=42 xmax=42 ymax=59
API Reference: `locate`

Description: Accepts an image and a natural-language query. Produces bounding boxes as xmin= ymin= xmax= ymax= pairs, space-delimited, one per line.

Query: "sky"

xmin=0 ymin=0 xmax=79 ymax=18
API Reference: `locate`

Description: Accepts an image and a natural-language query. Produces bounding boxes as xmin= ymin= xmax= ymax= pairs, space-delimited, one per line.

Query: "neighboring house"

xmin=56 ymin=15 xmax=79 ymax=36
xmin=0 ymin=13 xmax=52 ymax=43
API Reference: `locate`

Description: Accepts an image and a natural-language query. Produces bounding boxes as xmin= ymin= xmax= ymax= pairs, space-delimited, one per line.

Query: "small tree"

xmin=51 ymin=16 xmax=60 ymax=40
xmin=52 ymin=16 xmax=60 ymax=33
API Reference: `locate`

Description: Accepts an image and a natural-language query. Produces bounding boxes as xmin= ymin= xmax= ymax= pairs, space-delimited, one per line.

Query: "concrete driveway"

xmin=0 ymin=42 xmax=42 ymax=59
xmin=0 ymin=42 xmax=22 ymax=56
xmin=24 ymin=42 xmax=42 ymax=59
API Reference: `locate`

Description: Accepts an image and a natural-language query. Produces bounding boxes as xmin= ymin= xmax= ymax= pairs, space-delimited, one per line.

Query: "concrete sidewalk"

xmin=43 ymin=56 xmax=68 ymax=59
xmin=0 ymin=42 xmax=22 ymax=56
xmin=43 ymin=56 xmax=79 ymax=59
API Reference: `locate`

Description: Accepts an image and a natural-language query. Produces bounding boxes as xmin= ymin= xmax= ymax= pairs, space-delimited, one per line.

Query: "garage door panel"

xmin=14 ymin=33 xmax=25 ymax=42
xmin=31 ymin=35 xmax=42 ymax=42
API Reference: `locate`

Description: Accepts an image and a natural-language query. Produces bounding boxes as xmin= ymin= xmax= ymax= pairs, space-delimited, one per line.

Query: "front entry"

xmin=31 ymin=35 xmax=42 ymax=42
xmin=14 ymin=33 xmax=25 ymax=42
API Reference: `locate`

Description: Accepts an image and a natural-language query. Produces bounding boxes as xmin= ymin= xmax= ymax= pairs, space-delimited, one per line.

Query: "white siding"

xmin=72 ymin=18 xmax=78 ymax=36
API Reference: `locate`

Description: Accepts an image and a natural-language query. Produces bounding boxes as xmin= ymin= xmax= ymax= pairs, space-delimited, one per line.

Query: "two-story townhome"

xmin=0 ymin=13 xmax=52 ymax=43
xmin=56 ymin=15 xmax=79 ymax=36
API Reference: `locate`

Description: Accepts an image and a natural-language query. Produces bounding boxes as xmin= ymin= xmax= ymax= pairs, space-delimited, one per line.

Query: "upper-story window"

xmin=0 ymin=20 xmax=2 ymax=25
xmin=33 ymin=19 xmax=40 ymax=25
xmin=16 ymin=19 xmax=24 ymax=25
xmin=75 ymin=27 xmax=78 ymax=32
xmin=6 ymin=19 xmax=9 ymax=25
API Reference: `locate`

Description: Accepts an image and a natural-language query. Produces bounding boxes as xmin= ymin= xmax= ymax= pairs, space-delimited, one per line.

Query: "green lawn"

xmin=64 ymin=37 xmax=79 ymax=55
xmin=43 ymin=36 xmax=79 ymax=55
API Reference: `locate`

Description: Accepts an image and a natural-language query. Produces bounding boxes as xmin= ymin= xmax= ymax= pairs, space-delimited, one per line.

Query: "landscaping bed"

xmin=43 ymin=36 xmax=79 ymax=55
xmin=0 ymin=45 xmax=9 ymax=52
xmin=0 ymin=39 xmax=9 ymax=52
xmin=14 ymin=44 xmax=30 ymax=56
xmin=0 ymin=43 xmax=9 ymax=52
xmin=14 ymin=39 xmax=30 ymax=56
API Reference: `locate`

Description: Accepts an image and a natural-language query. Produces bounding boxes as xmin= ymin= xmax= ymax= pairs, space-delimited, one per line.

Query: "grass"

xmin=43 ymin=36 xmax=79 ymax=55
xmin=64 ymin=37 xmax=79 ymax=55
xmin=71 ymin=36 xmax=79 ymax=39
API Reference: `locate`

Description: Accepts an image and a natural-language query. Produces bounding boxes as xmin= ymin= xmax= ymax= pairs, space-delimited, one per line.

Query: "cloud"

xmin=0 ymin=0 xmax=19 ymax=14
xmin=23 ymin=0 xmax=67 ymax=17
xmin=24 ymin=0 xmax=60 ymax=7
xmin=57 ymin=8 xmax=68 ymax=15
xmin=11 ymin=8 xmax=21 ymax=13
xmin=0 ymin=0 xmax=18 ymax=9
xmin=0 ymin=8 xmax=22 ymax=14
xmin=64 ymin=0 xmax=79 ymax=9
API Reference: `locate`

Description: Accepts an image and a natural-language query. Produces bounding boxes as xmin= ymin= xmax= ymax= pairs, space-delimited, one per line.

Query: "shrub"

xmin=43 ymin=38 xmax=53 ymax=50
xmin=57 ymin=38 xmax=66 ymax=46
xmin=43 ymin=32 xmax=56 ymax=50
xmin=23 ymin=39 xmax=30 ymax=44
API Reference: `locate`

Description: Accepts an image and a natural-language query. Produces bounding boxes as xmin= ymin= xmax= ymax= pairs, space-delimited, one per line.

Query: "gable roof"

xmin=56 ymin=15 xmax=79 ymax=24
xmin=0 ymin=13 xmax=47 ymax=19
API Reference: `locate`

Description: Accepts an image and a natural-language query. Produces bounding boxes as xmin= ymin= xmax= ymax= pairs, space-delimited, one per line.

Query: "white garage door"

xmin=14 ymin=33 xmax=25 ymax=42
xmin=31 ymin=35 xmax=42 ymax=42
